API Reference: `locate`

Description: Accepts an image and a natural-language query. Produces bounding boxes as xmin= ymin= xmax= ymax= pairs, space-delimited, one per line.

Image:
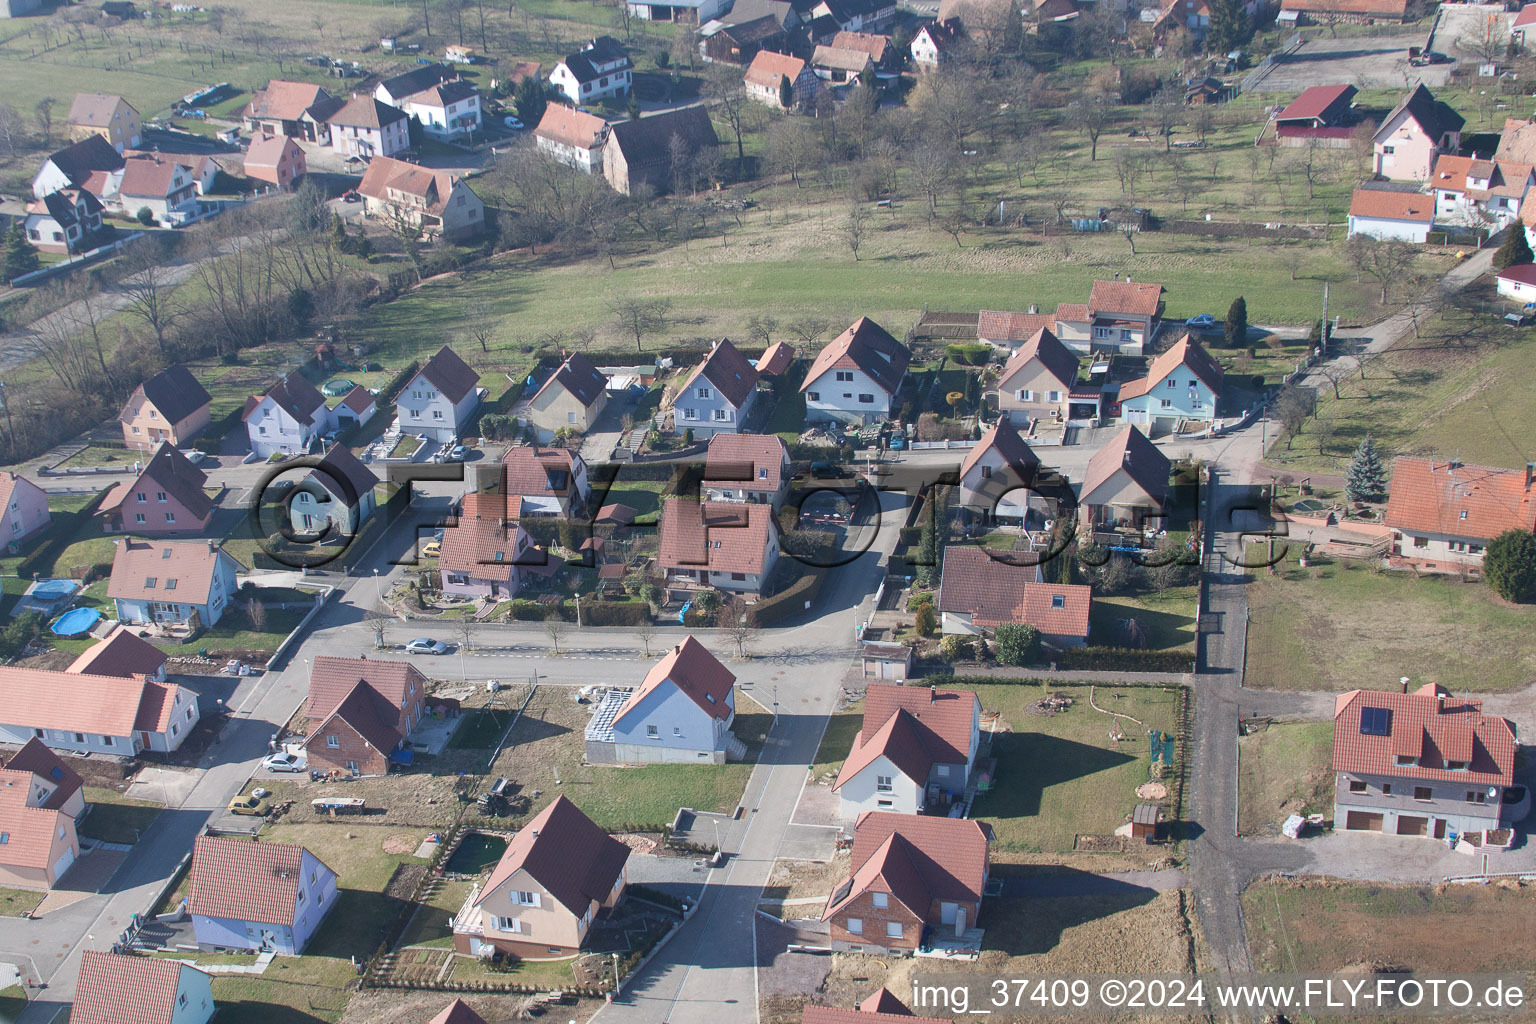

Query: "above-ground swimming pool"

xmin=30 ymin=578 xmax=78 ymax=601
xmin=321 ymin=378 xmax=356 ymax=397
xmin=51 ymin=607 xmax=102 ymax=636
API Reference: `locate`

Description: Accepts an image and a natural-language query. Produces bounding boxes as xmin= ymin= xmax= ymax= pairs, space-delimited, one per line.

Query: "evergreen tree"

xmin=1207 ymin=0 xmax=1251 ymax=55
xmin=513 ymin=75 xmax=551 ymax=128
xmin=3 ymin=226 xmax=40 ymax=281
xmin=1344 ymin=435 xmax=1387 ymax=504
xmin=779 ymin=74 xmax=793 ymax=110
xmin=1494 ymin=226 xmax=1533 ymax=270
xmin=916 ymin=486 xmax=941 ymax=586
xmin=1224 ymin=296 xmax=1247 ymax=349
xmin=1484 ymin=529 xmax=1536 ymax=603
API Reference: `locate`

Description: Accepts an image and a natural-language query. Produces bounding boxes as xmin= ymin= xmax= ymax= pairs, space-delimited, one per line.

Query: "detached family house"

xmin=744 ymin=50 xmax=819 ymax=110
xmin=1429 ymin=155 xmax=1534 ymax=233
xmin=502 ymin=446 xmax=589 ymax=517
xmin=937 ymin=545 xmax=1092 ymax=646
xmin=822 ymin=813 xmax=992 ymax=955
xmin=289 ymin=444 xmax=379 ymax=538
xmin=0 ymin=739 xmax=83 ymax=890
xmin=602 ymin=106 xmax=718 ymax=196
xmin=107 ymin=538 xmax=242 ymax=629
xmin=1332 ymin=682 xmax=1520 ymax=838
xmin=439 ymin=492 xmax=540 ymax=600
xmin=834 ymin=683 xmax=980 ymax=817
xmin=188 ymin=835 xmax=339 ymax=954
xmin=357 ymin=156 xmax=485 ymax=242
xmin=71 ymin=951 xmax=214 ymax=1024
xmin=66 ymin=92 xmax=141 ymax=153
xmin=674 ymin=338 xmax=760 ymax=437
xmin=97 ymin=441 xmax=212 ymax=535
xmin=454 ymin=795 xmax=629 ymax=958
xmin=0 ymin=472 xmax=50 ymax=550
xmin=1114 ymin=334 xmax=1223 ymax=432
xmin=327 ymin=95 xmax=409 ymax=160
xmin=397 ymin=345 xmax=484 ymax=443
xmin=533 ymin=104 xmax=610 ymax=174
xmin=996 ymin=326 xmax=1085 ymax=428
xmin=1347 ymin=186 xmax=1433 ymax=243
xmin=802 ymin=317 xmax=910 ymax=426
xmin=382 ymin=72 xmax=482 ymax=141
xmin=527 ymin=351 xmax=609 ymax=442
xmin=23 ymin=190 xmax=103 ymax=255
xmin=658 ymin=498 xmax=780 ymax=596
xmin=66 ymin=625 xmax=168 ymax=681
xmin=120 ymin=364 xmax=212 ymax=451
xmin=910 ymin=19 xmax=961 ymax=68
xmin=1383 ymin=457 xmax=1535 ymax=570
xmin=245 ymin=81 xmax=339 ymax=142
xmin=702 ymin=433 xmax=792 ymax=507
xmin=550 ymin=36 xmax=633 ymax=105
xmin=584 ymin=636 xmax=742 ymax=764
xmin=1072 ymin=279 xmax=1164 ymax=355
xmin=1373 ymin=84 xmax=1464 ymax=182
xmin=301 ymin=655 xmax=428 ymax=776
xmin=956 ymin=419 xmax=1040 ymax=519
xmin=244 ymin=372 xmax=331 ymax=457
xmin=1077 ymin=425 xmax=1170 ymax=530
xmin=243 ymin=134 xmax=306 ymax=191
xmin=32 ymin=134 xmax=123 ymax=201
xmin=0 ymin=665 xmax=199 ymax=754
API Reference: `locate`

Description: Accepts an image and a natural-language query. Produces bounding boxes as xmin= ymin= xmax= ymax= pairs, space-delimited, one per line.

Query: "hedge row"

xmin=746 ymin=569 xmax=824 ymax=627
xmin=1051 ymin=647 xmax=1195 ymax=673
xmin=17 ymin=486 xmax=114 ymax=577
xmin=576 ymin=598 xmax=651 ymax=626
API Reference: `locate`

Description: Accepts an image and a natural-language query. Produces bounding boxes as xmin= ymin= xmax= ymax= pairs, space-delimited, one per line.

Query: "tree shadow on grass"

xmin=974 ymin=734 xmax=1136 ymax=821
xmin=1088 ymin=600 xmax=1196 ymax=650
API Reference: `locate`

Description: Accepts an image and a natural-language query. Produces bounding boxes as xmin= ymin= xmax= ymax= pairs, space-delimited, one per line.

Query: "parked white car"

xmin=261 ymin=752 xmax=306 ymax=773
xmin=406 ymin=638 xmax=449 ymax=655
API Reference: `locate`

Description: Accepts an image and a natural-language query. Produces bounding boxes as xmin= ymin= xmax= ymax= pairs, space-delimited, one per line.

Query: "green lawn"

xmin=396 ymin=879 xmax=473 ymax=949
xmin=597 ymin=480 xmax=667 ymax=521
xmin=0 ymin=984 xmax=25 ymax=1021
xmin=810 ymin=701 xmax=863 ymax=780
xmin=1245 ymin=554 xmax=1536 ymax=692
xmin=1087 ymin=586 xmax=1198 ymax=651
xmin=54 ymin=446 xmax=136 ymax=470
xmin=1263 ymin=305 xmax=1536 ymax=473
xmin=1237 ymin=721 xmax=1334 ymax=836
xmin=447 ymin=951 xmax=579 ymax=988
xmin=79 ymin=787 xmax=163 ymax=845
xmin=967 ymin=683 xmax=1179 ymax=859
xmin=0 ymin=888 xmax=43 ymax=918
xmin=198 ymin=597 xmax=309 ymax=654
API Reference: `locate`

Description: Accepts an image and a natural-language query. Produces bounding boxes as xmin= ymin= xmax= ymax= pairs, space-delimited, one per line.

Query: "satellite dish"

xmin=1489 ymin=786 xmax=1499 ymax=797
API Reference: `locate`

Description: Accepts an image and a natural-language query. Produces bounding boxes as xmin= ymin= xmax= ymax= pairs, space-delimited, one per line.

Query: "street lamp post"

xmin=372 ymin=568 xmax=382 ymax=606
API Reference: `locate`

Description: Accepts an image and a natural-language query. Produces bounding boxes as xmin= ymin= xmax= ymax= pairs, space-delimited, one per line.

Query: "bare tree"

xmin=1315 ymin=361 xmax=1352 ymax=400
xmin=788 ymin=316 xmax=832 ymax=343
xmin=607 ymin=295 xmax=674 ymax=353
xmin=1280 ymin=244 xmax=1306 ymax=282
xmin=33 ymin=97 xmax=54 ymax=145
xmin=906 ymin=143 xmax=956 ymax=218
xmin=544 ymin=614 xmax=567 ymax=653
xmin=0 ymin=104 xmax=24 ymax=158
xmin=465 ymin=299 xmax=497 ymax=352
xmin=704 ymin=63 xmax=752 ymax=171
xmin=1070 ymin=91 xmax=1113 ymax=161
xmin=245 ymin=597 xmax=267 ymax=629
xmin=1462 ymin=15 xmax=1508 ymax=63
xmin=118 ymin=245 xmax=182 ymax=355
xmin=745 ymin=314 xmax=777 ymax=345
xmin=844 ymin=203 xmax=870 ymax=260
xmin=1113 ymin=147 xmax=1143 ymax=196
xmin=366 ymin=608 xmax=390 ymax=649
xmin=1274 ymin=384 xmax=1316 ymax=450
xmin=1352 ymin=236 xmax=1418 ymax=304
xmin=722 ymin=600 xmax=757 ymax=657
xmin=455 ymin=617 xmax=474 ymax=653
xmin=635 ymin=619 xmax=656 ymax=656
xmin=1146 ymin=89 xmax=1183 ymax=152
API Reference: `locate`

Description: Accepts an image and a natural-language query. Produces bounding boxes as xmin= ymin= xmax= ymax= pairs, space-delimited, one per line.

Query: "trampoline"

xmin=321 ymin=378 xmax=356 ymax=397
xmin=31 ymin=578 xmax=77 ymax=601
xmin=51 ymin=607 xmax=102 ymax=636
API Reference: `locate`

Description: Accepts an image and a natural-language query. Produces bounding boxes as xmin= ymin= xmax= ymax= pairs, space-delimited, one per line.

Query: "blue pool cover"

xmin=51 ymin=607 xmax=102 ymax=636
xmin=32 ymin=578 xmax=76 ymax=600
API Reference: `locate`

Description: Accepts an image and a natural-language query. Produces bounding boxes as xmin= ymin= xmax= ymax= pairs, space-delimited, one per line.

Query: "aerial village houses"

xmin=550 ymin=36 xmax=634 ymax=105
xmin=526 ymin=350 xmax=609 ymax=441
xmin=909 ymin=19 xmax=961 ymax=68
xmin=995 ymin=325 xmax=1086 ymax=428
xmin=1383 ymin=457 xmax=1536 ymax=570
xmin=502 ymin=445 xmax=590 ymax=517
xmin=1277 ymin=0 xmax=1408 ymax=24
xmin=301 ymin=655 xmax=429 ymax=776
xmin=70 ymin=951 xmax=215 ymax=1024
xmin=702 ymin=433 xmax=792 ymax=507
xmin=289 ymin=444 xmax=380 ymax=537
xmin=533 ymin=104 xmax=610 ymax=174
xmin=398 ymin=345 xmax=484 ymax=443
xmin=0 ymin=739 xmax=83 ymax=889
xmin=357 ymin=156 xmax=484 ymax=241
xmin=1373 ymin=83 xmax=1464 ymax=182
xmin=602 ymin=105 xmax=719 ymax=196
xmin=833 ymin=683 xmax=981 ymax=817
xmin=673 ymin=337 xmax=761 ymax=437
xmin=822 ymin=813 xmax=993 ymax=954
xmin=1346 ymin=186 xmax=1434 ymax=243
xmin=743 ymin=50 xmax=820 ymax=110
xmin=937 ymin=545 xmax=1093 ymax=646
xmin=1332 ymin=682 xmax=1521 ymax=838
xmin=66 ymin=625 xmax=168 ymax=681
xmin=23 ymin=190 xmax=104 ymax=254
xmin=387 ymin=77 xmax=482 ymax=141
xmin=584 ymin=636 xmax=742 ymax=764
xmin=0 ymin=471 xmax=51 ymax=550
xmin=142 ymin=151 xmax=223 ymax=196
xmin=1496 ymin=263 xmax=1536 ymax=304
xmin=97 ymin=442 xmax=213 ymax=535
xmin=66 ymin=92 xmax=141 ymax=153
xmin=120 ymin=365 xmax=212 ymax=450
xmin=1268 ymin=83 xmax=1358 ymax=148
xmin=244 ymin=371 xmax=331 ymax=457
xmin=0 ymin=665 xmax=199 ymax=754
xmin=700 ymin=13 xmax=791 ymax=65
xmin=1077 ymin=425 xmax=1171 ymax=531
xmin=801 ymin=317 xmax=910 ymax=425
xmin=658 ymin=497 xmax=780 ymax=596
xmin=1073 ymin=279 xmax=1164 ymax=355
xmin=438 ymin=492 xmax=540 ymax=600
xmin=32 ymin=134 xmax=123 ymax=200
xmin=453 ymin=795 xmax=629 ymax=958
xmin=107 ymin=537 xmax=242 ymax=629
xmin=115 ymin=155 xmax=200 ymax=225
xmin=1114 ymin=333 xmax=1223 ymax=432
xmin=188 ymin=834 xmax=339 ymax=954
xmin=244 ymin=80 xmax=340 ymax=141
xmin=327 ymin=95 xmax=410 ymax=160
xmin=1428 ymin=155 xmax=1534 ymax=234
xmin=956 ymin=419 xmax=1040 ymax=521
xmin=243 ymin=134 xmax=306 ymax=191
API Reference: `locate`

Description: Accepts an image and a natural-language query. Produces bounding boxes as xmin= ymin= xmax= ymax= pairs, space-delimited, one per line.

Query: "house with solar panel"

xmin=1331 ymin=682 xmax=1522 ymax=838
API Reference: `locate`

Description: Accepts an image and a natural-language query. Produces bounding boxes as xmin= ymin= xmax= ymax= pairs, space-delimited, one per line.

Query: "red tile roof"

xmin=829 ymin=30 xmax=890 ymax=59
xmin=833 ymin=709 xmax=936 ymax=790
xmin=477 ymin=795 xmax=629 ymax=916
xmin=1348 ymin=187 xmax=1433 ymax=223
xmin=1497 ymin=263 xmax=1536 ymax=287
xmin=704 ymin=433 xmax=791 ymax=493
xmin=935 ymin=546 xmax=1092 ymax=636
xmin=107 ymin=538 xmax=236 ymax=605
xmin=339 ymin=385 xmax=376 ymax=414
xmin=309 ymin=679 xmax=403 ymax=755
xmin=824 ymin=812 xmax=991 ymax=919
xmin=327 ymin=95 xmax=407 ymax=129
xmin=0 ymin=666 xmax=170 ymax=738
xmin=189 ymin=835 xmax=331 ymax=926
xmin=306 ymin=655 xmax=426 ymax=722
xmin=596 ymin=503 xmax=637 ymax=525
xmin=357 ymin=156 xmax=470 ymax=217
xmin=977 ymin=310 xmax=1056 ymax=342
xmin=1 ymin=738 xmax=83 ymax=811
xmin=133 ymin=680 xmax=185 ymax=734
xmin=1383 ymin=457 xmax=1536 ymax=541
xmin=1079 ymin=425 xmax=1170 ymax=507
xmin=247 ymin=80 xmax=333 ymax=122
xmin=0 ymin=767 xmax=71 ymax=870
xmin=959 ymin=419 xmax=1040 ymax=485
xmin=658 ymin=499 xmax=776 ymax=576
xmin=1332 ymin=684 xmax=1516 ymax=786
xmin=1019 ymin=582 xmax=1092 ymax=639
xmin=242 ymin=370 xmax=326 ymax=425
xmin=859 ymin=990 xmax=920 ymax=1015
xmin=501 ymin=446 xmax=583 ymax=500
xmin=756 ymin=341 xmax=795 ymax=376
xmin=802 ymin=1000 xmax=948 ymax=1024
xmin=72 ymin=952 xmax=205 ymax=1024
xmin=1517 ymin=1 xmax=1536 ymax=27
xmin=429 ymin=1000 xmax=490 ymax=1024
xmin=65 ymin=626 xmax=166 ymax=679
xmin=100 ymin=441 xmax=212 ymax=521
xmin=534 ymin=103 xmax=609 ymax=151
xmin=1088 ymin=279 xmax=1163 ymax=318
xmin=614 ymin=636 xmax=735 ymax=727
xmin=244 ymin=133 xmax=303 ymax=171
xmin=863 ymin=684 xmax=975 ymax=763
xmin=1276 ymin=84 xmax=1356 ymax=124
xmin=999 ymin=327 xmax=1080 ymax=391
xmin=745 ymin=49 xmax=808 ymax=90
xmin=802 ymin=318 xmax=910 ymax=396
xmin=118 ymin=155 xmax=191 ymax=199
xmin=67 ymin=92 xmax=133 ymax=131
xmin=440 ymin=492 xmax=532 ymax=582
xmin=682 ymin=338 xmax=760 ymax=409
xmin=533 ymin=351 xmax=608 ymax=409
xmin=417 ymin=344 xmax=481 ymax=403
xmin=1115 ymin=334 xmax=1223 ymax=402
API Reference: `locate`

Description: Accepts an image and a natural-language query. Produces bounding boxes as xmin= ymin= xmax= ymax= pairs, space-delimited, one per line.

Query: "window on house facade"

xmin=846 ymin=917 xmax=863 ymax=934
xmin=1382 ymin=784 xmax=1392 ymax=795
xmin=518 ymin=890 xmax=540 ymax=905
xmin=1466 ymin=790 xmax=1488 ymax=803
xmin=835 ymin=371 xmax=853 ymax=382
xmin=1017 ymin=389 xmax=1033 ymax=401
xmin=697 ymin=387 xmax=712 ymax=399
xmin=872 ymin=893 xmax=888 ymax=908
xmin=1349 ymin=780 xmax=1367 ymax=793
xmin=1048 ymin=390 xmax=1062 ymax=402
xmin=886 ymin=921 xmax=903 ymax=938
xmin=647 ymin=724 xmax=659 ymax=737
xmin=326 ymin=735 xmax=340 ymax=747
xmin=875 ymin=775 xmax=892 ymax=792
xmin=1414 ymin=786 xmax=1433 ymax=800
xmin=1397 ymin=755 xmax=1417 ymax=766
xmin=807 ymin=391 xmax=820 ymax=401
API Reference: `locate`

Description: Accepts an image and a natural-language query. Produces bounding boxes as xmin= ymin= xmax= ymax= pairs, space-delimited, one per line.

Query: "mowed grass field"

xmin=1244 ymin=554 xmax=1536 ymax=693
xmin=1237 ymin=721 xmax=1333 ymax=836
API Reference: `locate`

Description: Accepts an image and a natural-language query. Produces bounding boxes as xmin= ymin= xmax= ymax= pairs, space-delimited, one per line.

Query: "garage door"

xmin=1345 ymin=811 xmax=1383 ymax=831
xmin=51 ymin=846 xmax=76 ymax=881
xmin=1397 ymin=816 xmax=1428 ymax=837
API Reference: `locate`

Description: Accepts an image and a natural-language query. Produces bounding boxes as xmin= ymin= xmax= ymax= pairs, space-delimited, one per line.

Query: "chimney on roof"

xmin=207 ymin=539 xmax=215 ymax=552
xmin=1526 ymin=462 xmax=1534 ymax=490
xmin=1028 ymin=304 xmax=1038 ymax=314
xmin=1401 ymin=676 xmax=1410 ymax=693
